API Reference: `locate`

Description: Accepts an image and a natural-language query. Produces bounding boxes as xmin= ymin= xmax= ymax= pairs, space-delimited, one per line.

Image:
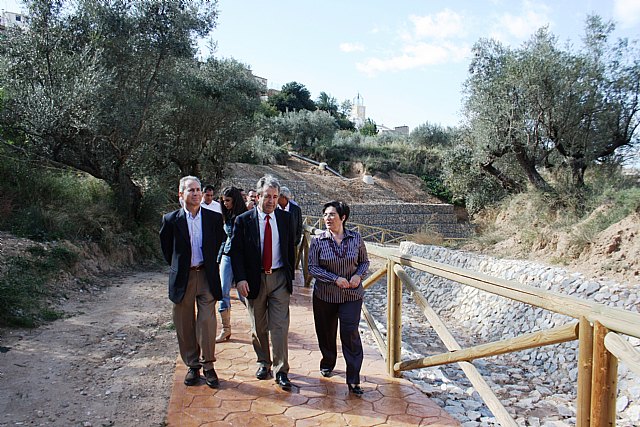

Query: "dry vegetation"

xmin=463 ymin=194 xmax=640 ymax=286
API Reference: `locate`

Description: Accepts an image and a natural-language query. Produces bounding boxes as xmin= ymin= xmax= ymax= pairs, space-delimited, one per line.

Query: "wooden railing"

xmin=303 ymin=216 xmax=408 ymax=245
xmin=300 ymin=224 xmax=640 ymax=427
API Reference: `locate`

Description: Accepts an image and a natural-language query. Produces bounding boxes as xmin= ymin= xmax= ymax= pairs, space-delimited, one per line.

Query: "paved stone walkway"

xmin=166 ymin=278 xmax=459 ymax=426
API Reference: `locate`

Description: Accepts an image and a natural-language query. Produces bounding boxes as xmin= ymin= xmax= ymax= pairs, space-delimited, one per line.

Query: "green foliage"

xmin=410 ymin=122 xmax=456 ymax=147
xmin=316 ymin=92 xmax=355 ymax=130
xmin=0 ymin=245 xmax=78 ymax=327
xmin=268 ymin=81 xmax=316 ymax=112
xmin=421 ymin=176 xmax=453 ymax=203
xmin=258 ymin=109 xmax=338 ymax=151
xmin=231 ymin=136 xmax=289 ymax=165
xmin=0 ymin=150 xmax=117 ymax=241
xmin=149 ymin=57 xmax=261 ymax=181
xmin=442 ymin=142 xmax=509 ymax=213
xmin=359 ymin=118 xmax=378 ymax=136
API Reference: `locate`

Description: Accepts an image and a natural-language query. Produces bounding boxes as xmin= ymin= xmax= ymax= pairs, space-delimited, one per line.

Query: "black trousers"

xmin=312 ymin=295 xmax=363 ymax=385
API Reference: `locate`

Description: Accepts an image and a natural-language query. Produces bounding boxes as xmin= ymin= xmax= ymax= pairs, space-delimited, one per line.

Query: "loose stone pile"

xmin=361 ymin=242 xmax=639 ymax=426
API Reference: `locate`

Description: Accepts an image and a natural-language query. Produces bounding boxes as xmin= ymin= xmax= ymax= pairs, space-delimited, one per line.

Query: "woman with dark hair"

xmin=308 ymin=201 xmax=370 ymax=395
xmin=215 ymin=186 xmax=248 ymax=342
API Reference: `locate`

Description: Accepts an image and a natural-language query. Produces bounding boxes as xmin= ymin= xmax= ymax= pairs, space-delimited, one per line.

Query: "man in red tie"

xmin=231 ymin=175 xmax=296 ymax=390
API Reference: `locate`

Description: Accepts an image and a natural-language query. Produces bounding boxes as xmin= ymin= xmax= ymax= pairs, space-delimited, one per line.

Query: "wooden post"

xmin=302 ymin=233 xmax=312 ymax=287
xmin=590 ymin=321 xmax=617 ymax=427
xmin=607 ymin=346 xmax=618 ymax=427
xmin=386 ymin=259 xmax=396 ymax=376
xmin=577 ymin=317 xmax=593 ymax=427
xmin=389 ymin=261 xmax=402 ymax=377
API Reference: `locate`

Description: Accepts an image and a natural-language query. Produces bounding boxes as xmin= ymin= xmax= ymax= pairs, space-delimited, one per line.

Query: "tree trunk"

xmin=480 ymin=161 xmax=524 ymax=192
xmin=114 ymin=169 xmax=142 ymax=221
xmin=570 ymin=156 xmax=586 ymax=189
xmin=512 ymin=138 xmax=552 ymax=192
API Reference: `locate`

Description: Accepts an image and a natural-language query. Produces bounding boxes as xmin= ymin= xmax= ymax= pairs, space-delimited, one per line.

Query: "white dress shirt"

xmin=184 ymin=207 xmax=204 ymax=267
xmin=201 ymin=200 xmax=222 ymax=213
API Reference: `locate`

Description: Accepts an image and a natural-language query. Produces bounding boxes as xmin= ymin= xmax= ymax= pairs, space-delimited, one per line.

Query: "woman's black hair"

xmin=322 ymin=200 xmax=350 ymax=224
xmin=221 ymin=186 xmax=247 ymax=221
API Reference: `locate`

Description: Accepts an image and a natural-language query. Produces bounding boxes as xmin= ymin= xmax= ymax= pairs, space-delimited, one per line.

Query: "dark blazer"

xmin=286 ymin=202 xmax=303 ymax=246
xmin=230 ymin=208 xmax=295 ymax=299
xmin=159 ymin=207 xmax=225 ymax=304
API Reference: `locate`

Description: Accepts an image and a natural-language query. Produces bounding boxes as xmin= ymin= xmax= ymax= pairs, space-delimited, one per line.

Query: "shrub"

xmin=0 ymin=245 xmax=79 ymax=327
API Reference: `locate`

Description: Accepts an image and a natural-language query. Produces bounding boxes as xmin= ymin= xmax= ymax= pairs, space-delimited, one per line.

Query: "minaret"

xmin=350 ymin=93 xmax=366 ymax=129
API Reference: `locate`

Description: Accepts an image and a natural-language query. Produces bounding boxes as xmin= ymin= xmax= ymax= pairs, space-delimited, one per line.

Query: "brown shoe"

xmin=204 ymin=368 xmax=219 ymax=388
xmin=184 ymin=367 xmax=200 ymax=386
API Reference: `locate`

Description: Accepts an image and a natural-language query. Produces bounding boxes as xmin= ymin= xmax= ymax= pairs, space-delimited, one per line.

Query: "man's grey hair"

xmin=179 ymin=176 xmax=201 ymax=193
xmin=279 ymin=186 xmax=292 ymax=200
xmin=256 ymin=175 xmax=280 ymax=195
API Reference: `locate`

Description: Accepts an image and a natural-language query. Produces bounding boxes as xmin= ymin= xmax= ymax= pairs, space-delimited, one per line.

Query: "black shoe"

xmin=204 ymin=368 xmax=219 ymax=388
xmin=184 ymin=367 xmax=200 ymax=386
xmin=348 ymin=384 xmax=363 ymax=395
xmin=320 ymin=368 xmax=333 ymax=377
xmin=275 ymin=372 xmax=292 ymax=391
xmin=256 ymin=366 xmax=273 ymax=380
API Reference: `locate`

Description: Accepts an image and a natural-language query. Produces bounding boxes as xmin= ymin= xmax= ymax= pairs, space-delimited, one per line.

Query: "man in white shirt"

xmin=201 ymin=185 xmax=222 ymax=213
xmin=159 ymin=176 xmax=225 ymax=388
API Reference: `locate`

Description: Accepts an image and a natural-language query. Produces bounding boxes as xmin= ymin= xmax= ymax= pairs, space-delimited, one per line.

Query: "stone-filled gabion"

xmin=225 ymin=178 xmax=472 ymax=238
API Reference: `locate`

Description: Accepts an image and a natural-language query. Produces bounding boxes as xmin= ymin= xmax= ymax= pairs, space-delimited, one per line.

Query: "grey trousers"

xmin=173 ymin=269 xmax=217 ymax=371
xmin=247 ymin=269 xmax=290 ymax=375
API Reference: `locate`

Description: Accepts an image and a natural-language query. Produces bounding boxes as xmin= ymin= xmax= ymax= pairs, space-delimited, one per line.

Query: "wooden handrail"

xmin=395 ymin=322 xmax=578 ymax=371
xmin=605 ymin=332 xmax=640 ymax=376
xmin=365 ymin=245 xmax=640 ymax=339
xmin=394 ymin=264 xmax=516 ymax=426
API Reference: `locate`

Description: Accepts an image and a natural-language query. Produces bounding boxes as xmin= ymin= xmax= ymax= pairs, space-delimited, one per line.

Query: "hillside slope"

xmin=226 ymin=157 xmax=442 ymax=205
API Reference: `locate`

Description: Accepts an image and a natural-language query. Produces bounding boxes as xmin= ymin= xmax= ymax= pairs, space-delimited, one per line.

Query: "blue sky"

xmin=207 ymin=0 xmax=640 ymax=131
xmin=3 ymin=0 xmax=640 ymax=131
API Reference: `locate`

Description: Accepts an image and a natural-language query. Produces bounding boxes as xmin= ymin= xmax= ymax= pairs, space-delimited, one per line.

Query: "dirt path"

xmin=0 ymin=271 xmax=176 ymax=427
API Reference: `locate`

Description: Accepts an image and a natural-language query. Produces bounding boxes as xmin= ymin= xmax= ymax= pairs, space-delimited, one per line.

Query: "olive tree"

xmin=459 ymin=16 xmax=640 ymax=204
xmin=0 ymin=0 xmax=219 ymax=220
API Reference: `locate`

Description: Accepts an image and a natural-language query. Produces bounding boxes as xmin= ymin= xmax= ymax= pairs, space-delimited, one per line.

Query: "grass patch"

xmin=0 ymin=245 xmax=79 ymax=327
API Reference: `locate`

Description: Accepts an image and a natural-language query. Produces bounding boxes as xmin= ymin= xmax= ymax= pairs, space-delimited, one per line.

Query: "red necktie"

xmin=262 ymin=214 xmax=272 ymax=272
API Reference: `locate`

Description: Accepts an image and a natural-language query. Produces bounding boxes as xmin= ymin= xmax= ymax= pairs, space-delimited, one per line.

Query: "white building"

xmin=0 ymin=10 xmax=28 ymax=30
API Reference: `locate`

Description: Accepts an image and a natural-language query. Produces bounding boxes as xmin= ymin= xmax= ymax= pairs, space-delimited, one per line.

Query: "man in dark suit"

xmin=231 ymin=175 xmax=296 ymax=391
xmin=160 ymin=176 xmax=225 ymax=388
xmin=277 ymin=186 xmax=303 ymax=247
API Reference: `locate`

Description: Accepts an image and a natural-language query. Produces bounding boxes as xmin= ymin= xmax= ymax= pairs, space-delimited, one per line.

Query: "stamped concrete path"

xmin=166 ymin=277 xmax=459 ymax=426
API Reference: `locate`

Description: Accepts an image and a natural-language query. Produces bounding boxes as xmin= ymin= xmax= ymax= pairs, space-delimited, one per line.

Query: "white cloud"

xmin=493 ymin=1 xmax=551 ymax=42
xmin=356 ymin=42 xmax=470 ymax=76
xmin=409 ymin=9 xmax=466 ymax=40
xmin=614 ymin=0 xmax=640 ymax=29
xmin=339 ymin=42 xmax=365 ymax=53
xmin=354 ymin=9 xmax=470 ymax=76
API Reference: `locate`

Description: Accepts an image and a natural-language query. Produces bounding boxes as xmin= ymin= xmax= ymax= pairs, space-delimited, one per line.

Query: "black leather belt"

xmin=262 ymin=267 xmax=282 ymax=275
xmin=190 ymin=264 xmax=204 ymax=271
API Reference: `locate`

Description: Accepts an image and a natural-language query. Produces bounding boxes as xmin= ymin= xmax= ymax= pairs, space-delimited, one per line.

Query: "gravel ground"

xmin=0 ymin=271 xmax=175 ymax=427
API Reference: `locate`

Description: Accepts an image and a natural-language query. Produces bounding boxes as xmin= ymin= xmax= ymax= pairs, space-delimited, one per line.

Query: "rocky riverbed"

xmin=360 ymin=243 xmax=640 ymax=427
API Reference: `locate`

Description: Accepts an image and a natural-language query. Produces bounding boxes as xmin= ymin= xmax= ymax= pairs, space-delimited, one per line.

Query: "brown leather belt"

xmin=190 ymin=264 xmax=204 ymax=271
xmin=262 ymin=267 xmax=282 ymax=275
